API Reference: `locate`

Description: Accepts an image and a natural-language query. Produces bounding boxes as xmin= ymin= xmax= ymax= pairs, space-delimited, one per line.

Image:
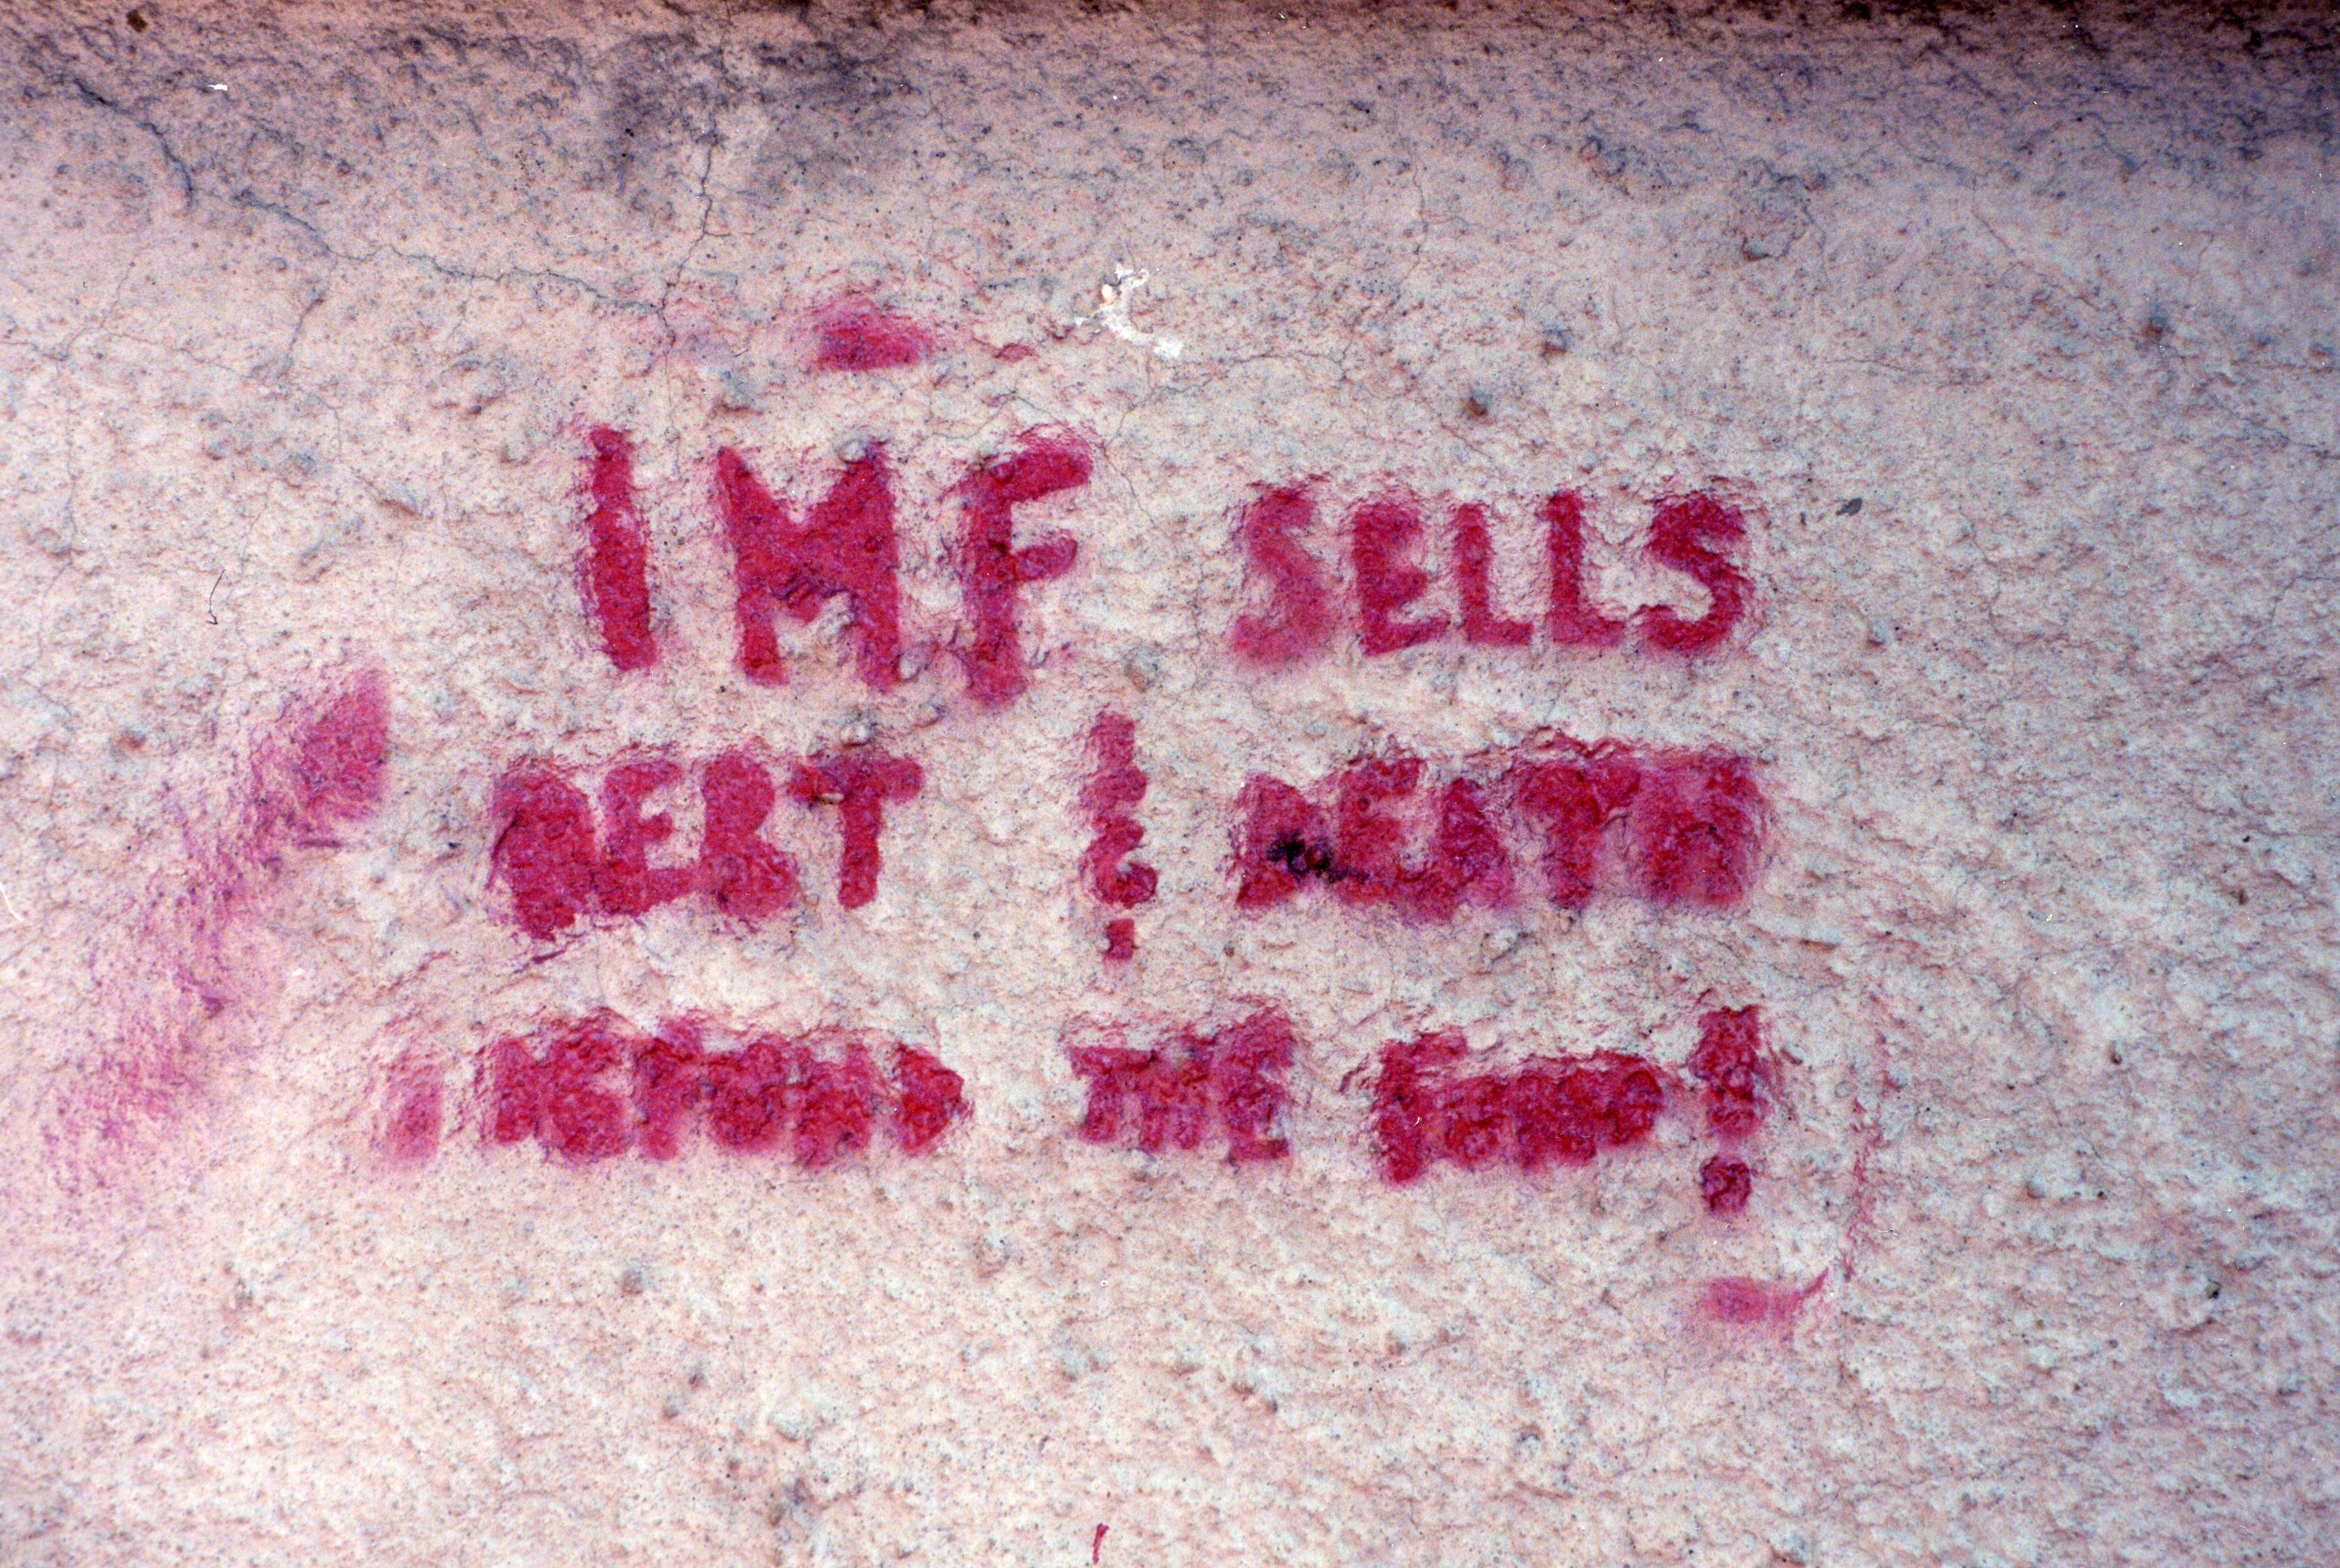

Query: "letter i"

xmin=583 ymin=427 xmax=659 ymax=670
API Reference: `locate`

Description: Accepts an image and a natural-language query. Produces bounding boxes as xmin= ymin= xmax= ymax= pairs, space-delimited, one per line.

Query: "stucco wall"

xmin=1 ymin=3 xmax=2334 ymax=1563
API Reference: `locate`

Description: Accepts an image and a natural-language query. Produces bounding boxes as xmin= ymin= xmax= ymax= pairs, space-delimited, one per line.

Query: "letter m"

xmin=715 ymin=444 xmax=903 ymax=690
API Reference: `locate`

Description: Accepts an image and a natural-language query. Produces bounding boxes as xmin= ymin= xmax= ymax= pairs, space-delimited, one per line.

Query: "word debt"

xmin=491 ymin=746 xmax=922 ymax=939
xmin=575 ymin=425 xmax=1758 ymax=701
xmin=465 ymin=1008 xmax=1773 ymax=1213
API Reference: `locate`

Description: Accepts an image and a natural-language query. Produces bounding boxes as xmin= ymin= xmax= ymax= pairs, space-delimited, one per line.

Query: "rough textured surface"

xmin=1 ymin=2 xmax=2335 ymax=1564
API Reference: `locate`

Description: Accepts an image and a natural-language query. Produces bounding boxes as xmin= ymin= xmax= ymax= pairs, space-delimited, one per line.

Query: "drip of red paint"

xmin=1700 ymin=1154 xmax=1754 ymax=1215
xmin=715 ymin=445 xmax=903 ymax=691
xmin=1638 ymin=493 xmax=1751 ymax=654
xmin=813 ymin=303 xmax=933 ymax=372
xmin=1067 ymin=1009 xmax=1296 ymax=1164
xmin=1229 ymin=485 xmax=1335 ymax=665
xmin=792 ymin=748 xmax=924 ymax=909
xmin=583 ymin=427 xmax=659 ymax=671
xmin=491 ymin=767 xmax=598 ymax=940
xmin=1092 ymin=1524 xmax=1109 ymax=1565
xmin=1699 ymin=1272 xmax=1823 ymax=1327
xmin=954 ymin=432 xmax=1089 ymax=706
xmin=1081 ymin=713 xmax=1157 ymax=961
xmin=1371 ymin=1032 xmax=1668 ymax=1184
xmin=1350 ymin=497 xmax=1447 ymax=654
xmin=1451 ymin=503 xmax=1532 ymax=646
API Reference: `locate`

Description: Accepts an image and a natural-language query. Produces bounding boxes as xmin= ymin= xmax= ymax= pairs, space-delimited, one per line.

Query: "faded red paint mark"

xmin=1101 ymin=917 xmax=1137 ymax=962
xmin=1092 ymin=1524 xmax=1109 ymax=1564
xmin=813 ymin=301 xmax=934 ymax=372
xmin=382 ymin=1057 xmax=444 ymax=1166
xmin=1699 ymin=1272 xmax=1824 ymax=1328
xmin=953 ymin=431 xmax=1089 ymax=706
xmin=1371 ymin=1032 xmax=1668 ymax=1184
xmin=1838 ymin=1028 xmax=1893 ymax=1282
xmin=1068 ymin=1009 xmax=1296 ymax=1164
xmin=484 ymin=1014 xmax=967 ymax=1165
xmin=583 ymin=427 xmax=659 ymax=671
xmin=1231 ymin=741 xmax=1767 ymax=919
xmin=1700 ymin=1153 xmax=1753 ymax=1215
xmin=68 ymin=672 xmax=393 ymax=1168
xmin=284 ymin=671 xmax=388 ymax=830
xmin=715 ymin=444 xmax=903 ymax=691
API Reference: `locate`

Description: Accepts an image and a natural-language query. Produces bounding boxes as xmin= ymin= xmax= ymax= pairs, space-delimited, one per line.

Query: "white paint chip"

xmin=1090 ymin=263 xmax=1184 ymax=361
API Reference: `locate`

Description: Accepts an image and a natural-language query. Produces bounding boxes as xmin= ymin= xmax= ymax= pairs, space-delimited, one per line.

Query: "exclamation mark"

xmin=1080 ymin=712 xmax=1156 ymax=961
xmin=1690 ymin=1005 xmax=1771 ymax=1215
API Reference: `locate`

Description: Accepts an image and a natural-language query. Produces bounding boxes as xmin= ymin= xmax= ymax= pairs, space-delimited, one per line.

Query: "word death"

xmin=1232 ymin=739 xmax=1767 ymax=921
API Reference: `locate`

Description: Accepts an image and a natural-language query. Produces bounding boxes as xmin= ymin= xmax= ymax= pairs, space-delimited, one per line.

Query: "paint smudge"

xmin=59 ymin=670 xmax=389 ymax=1173
xmin=812 ymin=300 xmax=934 ymax=372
